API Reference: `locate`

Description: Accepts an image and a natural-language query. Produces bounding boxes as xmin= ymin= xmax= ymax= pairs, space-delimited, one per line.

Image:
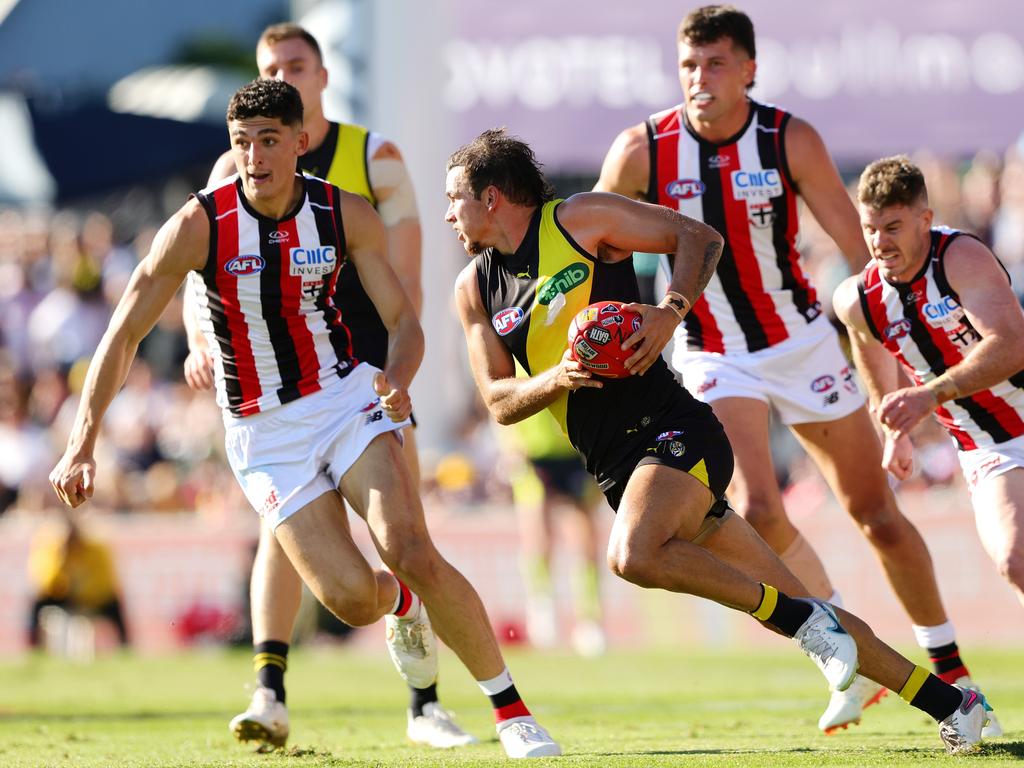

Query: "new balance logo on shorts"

xmin=365 ymin=410 xmax=384 ymax=425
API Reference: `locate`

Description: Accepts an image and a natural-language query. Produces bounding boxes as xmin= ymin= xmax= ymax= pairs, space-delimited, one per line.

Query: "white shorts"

xmin=958 ymin=432 xmax=1024 ymax=494
xmin=672 ymin=319 xmax=866 ymax=425
xmin=224 ymin=363 xmax=409 ymax=529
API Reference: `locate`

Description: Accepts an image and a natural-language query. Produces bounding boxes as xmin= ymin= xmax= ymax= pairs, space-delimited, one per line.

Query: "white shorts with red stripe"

xmin=958 ymin=431 xmax=1024 ymax=494
xmin=224 ymin=363 xmax=409 ymax=529
xmin=673 ymin=318 xmax=865 ymax=425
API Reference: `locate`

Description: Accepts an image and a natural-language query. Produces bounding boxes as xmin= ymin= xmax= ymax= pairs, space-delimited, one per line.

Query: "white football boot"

xmin=497 ymin=716 xmax=562 ymax=758
xmin=793 ymin=599 xmax=858 ymax=692
xmin=938 ymin=685 xmax=988 ymax=754
xmin=954 ymin=676 xmax=1003 ymax=738
xmin=818 ymin=675 xmax=888 ymax=734
xmin=229 ymin=686 xmax=289 ymax=748
xmin=407 ymin=702 xmax=479 ymax=748
xmin=385 ymin=602 xmax=438 ymax=689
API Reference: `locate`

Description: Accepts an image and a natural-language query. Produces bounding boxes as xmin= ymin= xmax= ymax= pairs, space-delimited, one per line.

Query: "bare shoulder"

xmin=339 ymin=188 xmax=379 ymax=224
xmin=369 ymin=137 xmax=404 ymax=161
xmin=944 ymin=234 xmax=1004 ymax=286
xmin=454 ymin=260 xmax=483 ymax=312
xmin=783 ymin=115 xmax=829 ymax=166
xmin=152 ymin=198 xmax=210 ymax=273
xmin=832 ymin=273 xmax=866 ymax=326
xmin=595 ymin=122 xmax=649 ymax=198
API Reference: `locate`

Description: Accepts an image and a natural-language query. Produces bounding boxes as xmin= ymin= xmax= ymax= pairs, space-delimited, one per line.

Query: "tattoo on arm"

xmin=694 ymin=240 xmax=722 ymax=297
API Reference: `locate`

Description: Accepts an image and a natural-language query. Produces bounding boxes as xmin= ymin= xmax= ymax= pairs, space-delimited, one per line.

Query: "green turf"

xmin=1 ymin=646 xmax=1021 ymax=767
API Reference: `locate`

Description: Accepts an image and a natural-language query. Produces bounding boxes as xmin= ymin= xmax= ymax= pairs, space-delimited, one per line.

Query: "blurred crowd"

xmin=3 ymin=142 xmax=1024 ymax=519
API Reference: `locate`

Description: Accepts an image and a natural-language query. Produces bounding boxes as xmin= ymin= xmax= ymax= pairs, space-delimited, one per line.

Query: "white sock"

xmin=476 ymin=668 xmax=514 ymax=696
xmin=912 ymin=620 xmax=956 ymax=649
xmin=389 ymin=577 xmax=421 ymax=619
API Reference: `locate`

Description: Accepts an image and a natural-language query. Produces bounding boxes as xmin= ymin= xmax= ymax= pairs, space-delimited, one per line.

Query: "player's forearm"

xmin=666 ymin=229 xmax=723 ymax=308
xmin=383 ymin=312 xmax=424 ymax=391
xmin=386 ymin=219 xmax=423 ymax=317
xmin=924 ymin=336 xmax=1024 ymax=404
xmin=485 ymin=368 xmax=564 ymax=426
xmin=66 ymin=331 xmax=140 ymax=457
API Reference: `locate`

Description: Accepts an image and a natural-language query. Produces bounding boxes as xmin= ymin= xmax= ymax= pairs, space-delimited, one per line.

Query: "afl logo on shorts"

xmin=666 ymin=178 xmax=706 ymax=200
xmin=810 ymin=375 xmax=835 ymax=393
xmin=884 ymin=318 xmax=912 ymax=341
xmin=224 ymin=254 xmax=266 ymax=276
xmin=492 ymin=307 xmax=525 ymax=336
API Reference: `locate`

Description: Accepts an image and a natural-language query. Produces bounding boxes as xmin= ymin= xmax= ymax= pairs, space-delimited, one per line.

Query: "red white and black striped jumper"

xmin=857 ymin=227 xmax=1024 ymax=451
xmin=191 ymin=174 xmax=357 ymax=418
xmin=647 ymin=100 xmax=821 ymax=354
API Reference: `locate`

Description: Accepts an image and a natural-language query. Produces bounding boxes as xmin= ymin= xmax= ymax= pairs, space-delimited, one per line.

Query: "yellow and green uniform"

xmin=474 ymin=201 xmax=733 ymax=509
xmin=300 ymin=122 xmax=390 ymax=368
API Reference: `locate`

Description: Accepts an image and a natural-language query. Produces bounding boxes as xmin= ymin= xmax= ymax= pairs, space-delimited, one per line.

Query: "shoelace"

xmin=505 ymin=722 xmax=546 ymax=742
xmin=801 ymin=628 xmax=839 ymax=666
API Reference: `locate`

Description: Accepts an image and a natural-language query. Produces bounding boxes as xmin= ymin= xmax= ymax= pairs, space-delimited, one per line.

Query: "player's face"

xmin=859 ymin=202 xmax=934 ymax=283
xmin=256 ymin=38 xmax=327 ymax=118
xmin=678 ymin=36 xmax=754 ymax=124
xmin=229 ymin=117 xmax=309 ymax=203
xmin=445 ymin=166 xmax=491 ymax=256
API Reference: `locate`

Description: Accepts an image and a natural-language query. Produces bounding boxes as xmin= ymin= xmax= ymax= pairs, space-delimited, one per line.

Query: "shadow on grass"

xmin=1 ymin=703 xmax=367 ymax=725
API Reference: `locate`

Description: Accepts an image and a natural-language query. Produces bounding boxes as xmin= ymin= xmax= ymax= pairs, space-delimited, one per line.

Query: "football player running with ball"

xmin=449 ymin=128 xmax=991 ymax=754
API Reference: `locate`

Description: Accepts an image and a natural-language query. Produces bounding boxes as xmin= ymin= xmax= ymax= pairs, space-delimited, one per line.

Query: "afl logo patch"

xmin=884 ymin=318 xmax=912 ymax=340
xmin=810 ymin=375 xmax=835 ymax=393
xmin=665 ymin=178 xmax=706 ymax=200
xmin=492 ymin=307 xmax=525 ymax=336
xmin=224 ymin=254 xmax=265 ymax=276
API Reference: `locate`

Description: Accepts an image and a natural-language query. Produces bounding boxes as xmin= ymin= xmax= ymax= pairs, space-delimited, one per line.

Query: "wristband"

xmin=661 ymin=291 xmax=690 ymax=320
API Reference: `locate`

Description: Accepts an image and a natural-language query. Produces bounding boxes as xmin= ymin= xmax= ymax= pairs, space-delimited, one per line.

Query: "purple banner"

xmin=444 ymin=0 xmax=1024 ymax=169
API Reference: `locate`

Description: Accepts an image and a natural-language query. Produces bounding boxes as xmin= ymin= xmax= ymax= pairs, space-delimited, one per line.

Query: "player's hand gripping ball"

xmin=567 ymin=300 xmax=642 ymax=379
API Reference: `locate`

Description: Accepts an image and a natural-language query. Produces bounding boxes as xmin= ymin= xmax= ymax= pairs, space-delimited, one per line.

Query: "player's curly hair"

xmin=858 ymin=155 xmax=929 ymax=210
xmin=226 ymin=79 xmax=303 ymax=128
xmin=447 ymin=129 xmax=554 ymax=207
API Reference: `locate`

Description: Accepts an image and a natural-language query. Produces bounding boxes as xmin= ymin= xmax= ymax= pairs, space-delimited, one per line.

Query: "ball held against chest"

xmin=567 ymin=300 xmax=642 ymax=379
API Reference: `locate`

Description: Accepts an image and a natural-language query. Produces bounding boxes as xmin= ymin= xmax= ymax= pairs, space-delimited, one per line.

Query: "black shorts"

xmin=530 ymin=456 xmax=590 ymax=500
xmin=598 ymin=404 xmax=734 ymax=512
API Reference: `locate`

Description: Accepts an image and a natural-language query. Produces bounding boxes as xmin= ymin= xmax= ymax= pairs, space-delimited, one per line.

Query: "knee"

xmin=736 ymin=494 xmax=783 ymax=533
xmin=383 ymin=536 xmax=442 ymax=592
xmin=850 ymin=497 xmax=907 ymax=549
xmin=995 ymin=547 xmax=1024 ymax=590
xmin=606 ymin=536 xmax=657 ymax=588
xmin=319 ymin=579 xmax=380 ymax=627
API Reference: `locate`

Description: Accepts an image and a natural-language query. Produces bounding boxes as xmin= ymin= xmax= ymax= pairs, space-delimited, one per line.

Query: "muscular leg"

xmin=273 ymin=490 xmax=398 ymax=627
xmin=251 ymin=521 xmax=304 ymax=645
xmin=793 ymin=406 xmax=947 ymax=626
xmin=607 ymin=463 xmax=916 ymax=692
xmin=341 ymin=433 xmax=505 ymax=680
xmin=970 ymin=467 xmax=1024 ymax=608
xmin=710 ymin=397 xmax=834 ymax=598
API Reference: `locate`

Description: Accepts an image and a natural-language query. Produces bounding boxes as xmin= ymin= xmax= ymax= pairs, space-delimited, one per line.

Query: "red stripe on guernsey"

xmin=908 ymin=270 xmax=1024 ymax=441
xmin=495 ymin=701 xmax=531 ymax=723
xmin=212 ymin=184 xmax=262 ymax=415
xmin=717 ymin=143 xmax=787 ymax=345
xmin=773 ymin=110 xmax=817 ymax=311
xmin=275 ymin=217 xmax=321 ymax=397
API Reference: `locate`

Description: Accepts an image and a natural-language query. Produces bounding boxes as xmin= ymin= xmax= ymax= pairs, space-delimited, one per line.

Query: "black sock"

xmin=899 ymin=665 xmax=964 ymax=721
xmin=254 ymin=640 xmax=289 ymax=704
xmin=409 ymin=683 xmax=438 ymax=717
xmin=928 ymin=641 xmax=970 ymax=684
xmin=749 ymin=584 xmax=814 ymax=637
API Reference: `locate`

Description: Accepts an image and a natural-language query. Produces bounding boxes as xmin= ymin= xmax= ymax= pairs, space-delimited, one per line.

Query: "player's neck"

xmin=494 ymin=205 xmax=539 ymax=255
xmin=686 ymin=98 xmax=751 ymax=144
xmin=304 ymin=112 xmax=331 ymax=153
xmin=247 ymin=176 xmax=304 ymax=220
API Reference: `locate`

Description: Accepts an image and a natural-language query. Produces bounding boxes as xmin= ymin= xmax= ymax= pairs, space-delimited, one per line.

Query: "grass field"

xmin=2 ymin=645 xmax=1022 ymax=767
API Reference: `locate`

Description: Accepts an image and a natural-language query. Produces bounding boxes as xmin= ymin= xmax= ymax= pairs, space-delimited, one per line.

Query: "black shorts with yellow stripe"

xmin=598 ymin=404 xmax=734 ymax=513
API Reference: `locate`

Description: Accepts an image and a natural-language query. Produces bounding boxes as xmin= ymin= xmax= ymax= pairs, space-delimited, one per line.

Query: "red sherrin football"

xmin=567 ymin=300 xmax=642 ymax=379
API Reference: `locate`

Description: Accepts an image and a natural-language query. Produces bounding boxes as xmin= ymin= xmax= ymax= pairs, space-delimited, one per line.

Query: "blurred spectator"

xmin=27 ymin=511 xmax=129 ymax=648
xmin=0 ymin=357 xmax=54 ymax=513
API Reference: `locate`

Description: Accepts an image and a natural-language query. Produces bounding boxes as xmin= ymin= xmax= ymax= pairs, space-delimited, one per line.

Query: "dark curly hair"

xmin=447 ymin=129 xmax=554 ymax=207
xmin=226 ymin=79 xmax=303 ymax=128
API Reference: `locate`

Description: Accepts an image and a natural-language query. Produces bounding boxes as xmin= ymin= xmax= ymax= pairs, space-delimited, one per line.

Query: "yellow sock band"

xmin=751 ymin=583 xmax=779 ymax=621
xmin=899 ymin=665 xmax=930 ymax=703
xmin=253 ymin=652 xmax=287 ymax=673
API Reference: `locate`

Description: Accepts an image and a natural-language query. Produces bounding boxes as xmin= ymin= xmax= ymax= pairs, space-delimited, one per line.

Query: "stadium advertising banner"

xmin=442 ymin=0 xmax=1024 ymax=167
